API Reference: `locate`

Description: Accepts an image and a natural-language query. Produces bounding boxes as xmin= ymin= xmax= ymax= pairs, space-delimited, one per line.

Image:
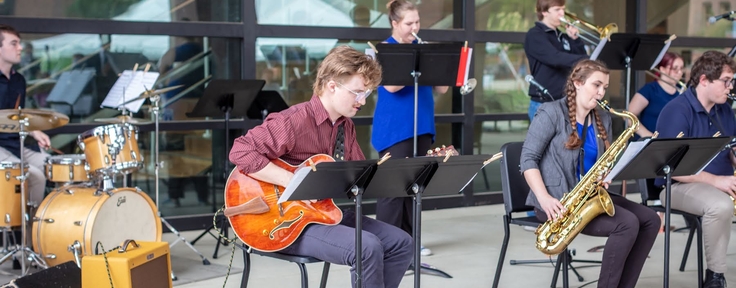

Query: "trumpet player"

xmin=521 ymin=60 xmax=660 ymax=288
xmin=372 ymin=0 xmax=447 ymax=258
xmin=628 ymin=51 xmax=685 ymax=140
xmin=524 ymin=0 xmax=588 ymax=121
xmin=655 ymin=51 xmax=736 ymax=288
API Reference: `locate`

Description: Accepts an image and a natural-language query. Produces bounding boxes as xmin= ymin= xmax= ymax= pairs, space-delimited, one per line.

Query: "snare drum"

xmin=32 ymin=186 xmax=161 ymax=267
xmin=45 ymin=154 xmax=90 ymax=183
xmin=78 ymin=123 xmax=143 ymax=175
xmin=0 ymin=162 xmax=27 ymax=228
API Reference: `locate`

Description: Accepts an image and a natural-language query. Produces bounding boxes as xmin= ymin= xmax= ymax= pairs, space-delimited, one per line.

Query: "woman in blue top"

xmin=371 ymin=0 xmax=448 ymax=256
xmin=521 ymin=60 xmax=659 ymax=288
xmin=627 ymin=52 xmax=684 ymax=139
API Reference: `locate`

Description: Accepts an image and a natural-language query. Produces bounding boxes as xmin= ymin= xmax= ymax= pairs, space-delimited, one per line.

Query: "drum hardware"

xmin=146 ymin=91 xmax=211 ymax=272
xmin=68 ymin=241 xmax=82 ymax=268
xmin=0 ymin=108 xmax=71 ymax=275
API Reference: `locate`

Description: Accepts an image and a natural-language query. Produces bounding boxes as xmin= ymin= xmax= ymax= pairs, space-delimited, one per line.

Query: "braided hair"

xmin=564 ymin=59 xmax=610 ymax=150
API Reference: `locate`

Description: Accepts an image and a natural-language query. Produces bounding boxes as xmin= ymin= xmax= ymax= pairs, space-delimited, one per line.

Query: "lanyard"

xmin=578 ymin=113 xmax=591 ymax=180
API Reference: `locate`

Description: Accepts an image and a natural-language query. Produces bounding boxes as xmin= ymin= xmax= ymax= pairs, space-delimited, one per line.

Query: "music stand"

xmin=246 ymin=90 xmax=290 ymax=120
xmin=364 ymin=154 xmax=491 ymax=287
xmin=607 ymin=137 xmax=730 ymax=288
xmin=591 ymin=33 xmax=670 ymax=109
xmin=374 ymin=43 xmax=462 ymax=157
xmin=279 ymin=159 xmax=381 ymax=288
xmin=186 ymin=79 xmax=265 ymax=257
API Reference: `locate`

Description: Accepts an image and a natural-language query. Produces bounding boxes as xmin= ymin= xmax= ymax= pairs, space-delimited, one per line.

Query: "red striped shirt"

xmin=229 ymin=95 xmax=365 ymax=174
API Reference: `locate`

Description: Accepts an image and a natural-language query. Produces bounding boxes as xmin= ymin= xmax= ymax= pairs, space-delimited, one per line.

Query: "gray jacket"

xmin=520 ymin=98 xmax=613 ymax=210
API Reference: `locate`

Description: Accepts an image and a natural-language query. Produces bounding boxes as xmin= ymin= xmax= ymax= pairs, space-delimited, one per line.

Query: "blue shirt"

xmin=635 ymin=81 xmax=680 ymax=140
xmin=371 ymin=36 xmax=435 ymax=153
xmin=576 ymin=123 xmax=598 ymax=178
xmin=0 ymin=70 xmax=39 ymax=158
xmin=654 ymin=87 xmax=736 ymax=186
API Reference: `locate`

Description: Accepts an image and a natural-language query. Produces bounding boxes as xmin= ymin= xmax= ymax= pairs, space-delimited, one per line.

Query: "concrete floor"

xmin=167 ymin=194 xmax=736 ymax=288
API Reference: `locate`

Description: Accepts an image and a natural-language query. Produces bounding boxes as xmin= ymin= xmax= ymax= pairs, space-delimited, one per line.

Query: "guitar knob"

xmin=262 ymin=230 xmax=268 ymax=236
xmin=273 ymin=219 xmax=279 ymax=224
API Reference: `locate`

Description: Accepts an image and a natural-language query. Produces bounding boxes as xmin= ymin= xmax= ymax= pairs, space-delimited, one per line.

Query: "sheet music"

xmin=101 ymin=70 xmax=159 ymax=113
xmin=604 ymin=139 xmax=651 ymax=182
xmin=651 ymin=38 xmax=673 ymax=70
xmin=589 ymin=38 xmax=609 ymax=61
xmin=278 ymin=167 xmax=311 ymax=203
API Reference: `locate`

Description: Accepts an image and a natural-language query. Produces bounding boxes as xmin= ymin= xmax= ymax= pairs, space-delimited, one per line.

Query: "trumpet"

xmin=411 ymin=32 xmax=425 ymax=44
xmin=645 ymin=69 xmax=687 ymax=94
xmin=559 ymin=12 xmax=618 ymax=47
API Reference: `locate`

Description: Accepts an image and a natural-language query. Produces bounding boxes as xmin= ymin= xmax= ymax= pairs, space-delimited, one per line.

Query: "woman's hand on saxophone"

xmin=539 ymin=194 xmax=566 ymax=221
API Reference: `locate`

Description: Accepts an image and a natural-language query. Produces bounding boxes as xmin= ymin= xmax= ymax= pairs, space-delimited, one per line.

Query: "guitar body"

xmin=225 ymin=154 xmax=343 ymax=252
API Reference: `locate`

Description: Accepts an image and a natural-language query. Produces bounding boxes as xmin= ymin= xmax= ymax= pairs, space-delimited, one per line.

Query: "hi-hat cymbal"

xmin=0 ymin=109 xmax=69 ymax=132
xmin=118 ymin=85 xmax=184 ymax=107
xmin=94 ymin=115 xmax=151 ymax=125
xmin=460 ymin=78 xmax=477 ymax=96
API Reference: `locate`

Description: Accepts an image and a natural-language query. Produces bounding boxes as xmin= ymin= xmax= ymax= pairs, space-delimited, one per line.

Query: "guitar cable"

xmin=213 ymin=205 xmax=239 ymax=288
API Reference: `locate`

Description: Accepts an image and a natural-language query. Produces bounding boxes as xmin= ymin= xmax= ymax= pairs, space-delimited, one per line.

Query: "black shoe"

xmin=704 ymin=269 xmax=727 ymax=288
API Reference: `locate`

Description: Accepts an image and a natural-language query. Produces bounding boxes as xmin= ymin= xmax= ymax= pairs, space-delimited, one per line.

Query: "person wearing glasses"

xmin=229 ymin=45 xmax=413 ymax=288
xmin=371 ymin=0 xmax=448 ymax=258
xmin=655 ymin=50 xmax=736 ymax=288
xmin=628 ymin=52 xmax=685 ymax=140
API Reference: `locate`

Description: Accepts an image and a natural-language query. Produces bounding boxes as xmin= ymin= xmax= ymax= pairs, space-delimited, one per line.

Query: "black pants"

xmin=536 ymin=194 xmax=660 ymax=288
xmin=375 ymin=134 xmax=432 ymax=236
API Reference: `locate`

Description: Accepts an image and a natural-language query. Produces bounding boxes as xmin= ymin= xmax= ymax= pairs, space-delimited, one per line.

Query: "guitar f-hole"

xmin=274 ymin=185 xmax=284 ymax=217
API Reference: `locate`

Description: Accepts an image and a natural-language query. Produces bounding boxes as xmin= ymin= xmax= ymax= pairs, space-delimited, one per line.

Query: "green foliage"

xmin=67 ymin=0 xmax=142 ymax=19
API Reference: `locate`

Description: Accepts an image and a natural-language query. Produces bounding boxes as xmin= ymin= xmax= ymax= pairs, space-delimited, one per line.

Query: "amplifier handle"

xmin=118 ymin=239 xmax=140 ymax=253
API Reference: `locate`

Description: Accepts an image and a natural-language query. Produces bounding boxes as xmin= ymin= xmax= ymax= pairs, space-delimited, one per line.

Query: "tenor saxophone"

xmin=534 ymin=100 xmax=639 ymax=255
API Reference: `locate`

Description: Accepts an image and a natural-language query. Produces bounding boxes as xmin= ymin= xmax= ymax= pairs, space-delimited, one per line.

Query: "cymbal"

xmin=94 ymin=115 xmax=151 ymax=125
xmin=0 ymin=109 xmax=69 ymax=132
xmin=460 ymin=78 xmax=477 ymax=96
xmin=119 ymin=85 xmax=184 ymax=107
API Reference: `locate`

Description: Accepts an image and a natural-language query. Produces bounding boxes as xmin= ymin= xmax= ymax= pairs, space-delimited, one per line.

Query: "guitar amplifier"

xmin=81 ymin=240 xmax=172 ymax=288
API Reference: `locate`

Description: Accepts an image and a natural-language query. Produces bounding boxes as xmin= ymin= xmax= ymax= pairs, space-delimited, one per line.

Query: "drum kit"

xmin=0 ymin=85 xmax=192 ymax=277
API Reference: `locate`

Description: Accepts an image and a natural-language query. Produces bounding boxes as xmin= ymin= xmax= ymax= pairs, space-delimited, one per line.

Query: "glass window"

xmin=474 ymin=42 xmax=530 ymax=114
xmin=476 ymin=0 xmax=625 ymax=32
xmin=648 ymin=0 xmax=736 ymax=38
xmin=256 ymin=0 xmax=454 ymax=29
xmin=1 ymin=0 xmax=240 ymax=22
xmin=255 ymin=37 xmax=453 ymax=117
xmin=470 ymin=120 xmax=528 ymax=192
xmin=19 ymin=33 xmax=240 ymax=123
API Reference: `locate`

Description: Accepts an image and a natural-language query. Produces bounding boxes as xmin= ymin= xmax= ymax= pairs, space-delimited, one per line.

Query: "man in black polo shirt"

xmin=655 ymin=50 xmax=736 ymax=288
xmin=523 ymin=0 xmax=587 ymax=120
xmin=0 ymin=25 xmax=51 ymax=208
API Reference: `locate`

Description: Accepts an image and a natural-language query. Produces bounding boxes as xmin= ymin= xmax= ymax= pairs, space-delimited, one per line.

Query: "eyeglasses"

xmin=336 ymin=82 xmax=372 ymax=102
xmin=667 ymin=66 xmax=683 ymax=72
xmin=713 ymin=78 xmax=736 ymax=87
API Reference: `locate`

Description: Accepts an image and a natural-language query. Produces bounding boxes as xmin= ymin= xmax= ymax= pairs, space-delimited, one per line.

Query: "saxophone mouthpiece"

xmin=596 ymin=100 xmax=611 ymax=110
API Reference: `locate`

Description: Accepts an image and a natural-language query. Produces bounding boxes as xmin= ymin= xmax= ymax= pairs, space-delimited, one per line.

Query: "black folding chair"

xmin=238 ymin=244 xmax=330 ymax=288
xmin=493 ymin=142 xmax=599 ymax=288
xmin=637 ymin=178 xmax=703 ymax=288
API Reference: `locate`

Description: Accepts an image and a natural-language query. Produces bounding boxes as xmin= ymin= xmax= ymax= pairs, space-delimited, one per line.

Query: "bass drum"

xmin=32 ymin=186 xmax=161 ymax=267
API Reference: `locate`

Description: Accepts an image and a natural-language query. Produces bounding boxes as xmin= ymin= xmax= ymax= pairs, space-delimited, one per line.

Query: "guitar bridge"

xmin=274 ymin=185 xmax=284 ymax=217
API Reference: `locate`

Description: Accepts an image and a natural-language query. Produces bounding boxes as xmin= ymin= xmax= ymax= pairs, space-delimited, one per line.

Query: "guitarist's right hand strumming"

xmin=223 ymin=154 xmax=343 ymax=252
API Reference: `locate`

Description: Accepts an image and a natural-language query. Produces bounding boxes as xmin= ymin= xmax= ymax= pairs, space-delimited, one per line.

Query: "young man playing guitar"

xmin=228 ymin=45 xmax=413 ymax=288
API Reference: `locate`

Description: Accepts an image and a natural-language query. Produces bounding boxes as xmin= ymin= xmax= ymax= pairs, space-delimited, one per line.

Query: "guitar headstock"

xmin=426 ymin=145 xmax=459 ymax=157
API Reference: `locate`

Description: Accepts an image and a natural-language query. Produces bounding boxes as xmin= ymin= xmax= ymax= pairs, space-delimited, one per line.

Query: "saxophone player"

xmin=520 ymin=59 xmax=660 ymax=288
xmin=655 ymin=51 xmax=736 ymax=288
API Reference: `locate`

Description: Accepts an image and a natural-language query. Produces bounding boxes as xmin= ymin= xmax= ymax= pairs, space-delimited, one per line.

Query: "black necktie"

xmin=333 ymin=123 xmax=345 ymax=161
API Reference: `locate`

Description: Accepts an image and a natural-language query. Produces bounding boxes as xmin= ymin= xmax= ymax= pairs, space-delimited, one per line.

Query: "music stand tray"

xmin=608 ymin=136 xmax=730 ymax=288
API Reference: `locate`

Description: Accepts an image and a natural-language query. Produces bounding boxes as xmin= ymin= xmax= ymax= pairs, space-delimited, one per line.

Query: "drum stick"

xmin=49 ymin=146 xmax=64 ymax=155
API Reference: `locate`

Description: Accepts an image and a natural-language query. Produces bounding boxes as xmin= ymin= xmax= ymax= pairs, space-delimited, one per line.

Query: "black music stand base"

xmin=190 ymin=214 xmax=230 ymax=259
